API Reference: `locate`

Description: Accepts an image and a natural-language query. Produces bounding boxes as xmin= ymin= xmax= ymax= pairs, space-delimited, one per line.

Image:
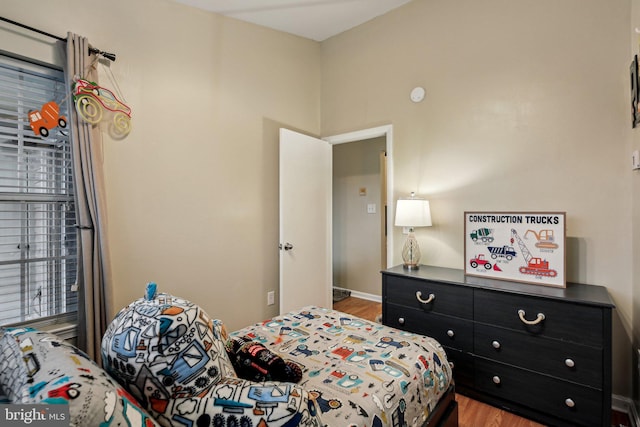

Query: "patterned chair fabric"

xmin=101 ymin=288 xmax=321 ymax=427
xmin=0 ymin=327 xmax=159 ymax=427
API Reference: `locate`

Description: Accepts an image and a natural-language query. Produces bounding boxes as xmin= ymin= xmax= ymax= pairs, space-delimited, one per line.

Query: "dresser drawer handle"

xmin=398 ymin=317 xmax=405 ymax=325
xmin=518 ymin=309 xmax=545 ymax=325
xmin=416 ymin=291 xmax=435 ymax=304
xmin=492 ymin=340 xmax=501 ymax=349
xmin=447 ymin=329 xmax=455 ymax=338
xmin=565 ymin=358 xmax=575 ymax=368
xmin=492 ymin=375 xmax=501 ymax=385
xmin=565 ymin=398 xmax=575 ymax=408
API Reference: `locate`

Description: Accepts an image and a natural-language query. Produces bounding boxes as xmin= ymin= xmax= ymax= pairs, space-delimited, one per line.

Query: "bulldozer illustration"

xmin=524 ymin=229 xmax=558 ymax=249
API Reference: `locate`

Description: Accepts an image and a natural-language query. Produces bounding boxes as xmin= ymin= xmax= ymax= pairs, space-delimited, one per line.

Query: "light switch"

xmin=367 ymin=203 xmax=376 ymax=214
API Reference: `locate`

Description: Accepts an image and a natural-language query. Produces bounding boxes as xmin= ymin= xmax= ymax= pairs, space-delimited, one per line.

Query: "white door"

xmin=279 ymin=128 xmax=332 ymax=314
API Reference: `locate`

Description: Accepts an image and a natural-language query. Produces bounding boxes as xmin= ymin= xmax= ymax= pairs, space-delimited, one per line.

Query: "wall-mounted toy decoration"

xmin=28 ymin=101 xmax=67 ymax=138
xmin=73 ymin=78 xmax=132 ymax=139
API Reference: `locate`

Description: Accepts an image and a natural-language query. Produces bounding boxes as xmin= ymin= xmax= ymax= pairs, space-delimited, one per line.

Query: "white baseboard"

xmin=333 ymin=287 xmax=381 ymax=303
xmin=613 ymin=393 xmax=637 ymax=427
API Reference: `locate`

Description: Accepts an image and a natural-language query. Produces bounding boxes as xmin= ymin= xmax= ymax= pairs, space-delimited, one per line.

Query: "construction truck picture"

xmin=464 ymin=212 xmax=565 ymax=287
xmin=511 ymin=229 xmax=557 ymax=278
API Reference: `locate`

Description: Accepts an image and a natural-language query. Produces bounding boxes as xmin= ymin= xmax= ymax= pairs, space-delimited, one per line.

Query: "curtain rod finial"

xmin=88 ymin=47 xmax=116 ymax=62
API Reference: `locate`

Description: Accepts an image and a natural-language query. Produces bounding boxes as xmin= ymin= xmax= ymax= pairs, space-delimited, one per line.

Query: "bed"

xmin=1 ymin=293 xmax=456 ymax=427
xmin=230 ymin=305 xmax=458 ymax=427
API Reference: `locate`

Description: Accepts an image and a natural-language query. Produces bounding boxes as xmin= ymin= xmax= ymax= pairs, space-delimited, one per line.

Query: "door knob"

xmin=282 ymin=242 xmax=293 ymax=251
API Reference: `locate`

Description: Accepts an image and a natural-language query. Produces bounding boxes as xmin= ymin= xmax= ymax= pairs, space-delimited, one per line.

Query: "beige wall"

xmin=333 ymin=137 xmax=386 ymax=295
xmin=2 ymin=0 xmax=637 ymax=401
xmin=1 ymin=0 xmax=321 ymax=331
xmin=321 ymin=0 xmax=633 ymax=397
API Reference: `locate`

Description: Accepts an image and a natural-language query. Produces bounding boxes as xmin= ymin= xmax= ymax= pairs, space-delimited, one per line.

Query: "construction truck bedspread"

xmin=230 ymin=305 xmax=453 ymax=427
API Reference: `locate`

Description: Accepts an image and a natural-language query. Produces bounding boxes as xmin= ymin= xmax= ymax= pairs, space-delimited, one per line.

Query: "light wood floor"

xmin=333 ymin=296 xmax=630 ymax=427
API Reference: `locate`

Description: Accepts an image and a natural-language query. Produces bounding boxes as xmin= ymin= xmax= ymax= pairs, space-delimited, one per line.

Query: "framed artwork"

xmin=464 ymin=212 xmax=566 ymax=288
xmin=631 ymin=55 xmax=639 ymax=128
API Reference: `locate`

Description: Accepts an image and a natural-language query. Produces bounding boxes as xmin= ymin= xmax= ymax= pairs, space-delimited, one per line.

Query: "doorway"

xmin=325 ymin=125 xmax=394 ymax=303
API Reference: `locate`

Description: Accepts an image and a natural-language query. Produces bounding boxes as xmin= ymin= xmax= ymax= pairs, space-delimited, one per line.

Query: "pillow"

xmin=0 ymin=327 xmax=160 ymax=427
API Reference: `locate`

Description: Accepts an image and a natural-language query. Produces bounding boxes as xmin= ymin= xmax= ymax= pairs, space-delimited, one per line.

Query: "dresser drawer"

xmin=475 ymin=359 xmax=603 ymax=426
xmin=444 ymin=348 xmax=474 ymax=388
xmin=384 ymin=304 xmax=473 ymax=352
xmin=385 ymin=303 xmax=474 ymax=352
xmin=474 ymin=323 xmax=603 ymax=388
xmin=474 ymin=289 xmax=603 ymax=346
xmin=384 ymin=275 xmax=473 ymax=319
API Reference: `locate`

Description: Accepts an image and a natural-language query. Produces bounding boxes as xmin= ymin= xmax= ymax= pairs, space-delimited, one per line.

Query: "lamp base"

xmin=401 ymin=232 xmax=422 ymax=270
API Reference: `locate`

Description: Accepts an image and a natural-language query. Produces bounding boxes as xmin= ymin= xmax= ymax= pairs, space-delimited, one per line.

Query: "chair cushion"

xmin=0 ymin=327 xmax=159 ymax=426
xmin=101 ymin=292 xmax=237 ymax=408
xmin=102 ymin=289 xmax=323 ymax=427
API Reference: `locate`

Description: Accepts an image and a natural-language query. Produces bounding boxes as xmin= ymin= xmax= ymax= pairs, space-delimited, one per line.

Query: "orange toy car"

xmin=29 ymin=101 xmax=67 ymax=138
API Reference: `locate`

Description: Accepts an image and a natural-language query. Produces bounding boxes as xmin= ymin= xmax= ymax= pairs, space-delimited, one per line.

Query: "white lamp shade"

xmin=395 ymin=199 xmax=432 ymax=227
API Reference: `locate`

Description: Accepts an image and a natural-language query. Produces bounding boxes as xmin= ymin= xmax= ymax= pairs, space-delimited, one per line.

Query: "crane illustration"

xmin=511 ymin=229 xmax=557 ymax=277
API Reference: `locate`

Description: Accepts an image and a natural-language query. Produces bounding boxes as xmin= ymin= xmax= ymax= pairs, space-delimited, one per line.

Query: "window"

xmin=0 ymin=51 xmax=78 ymax=329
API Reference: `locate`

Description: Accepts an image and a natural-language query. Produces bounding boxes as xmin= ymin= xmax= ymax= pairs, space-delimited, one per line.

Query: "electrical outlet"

xmin=267 ymin=291 xmax=275 ymax=306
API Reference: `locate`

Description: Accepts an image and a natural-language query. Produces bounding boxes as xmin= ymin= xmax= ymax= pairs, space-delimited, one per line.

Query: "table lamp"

xmin=394 ymin=193 xmax=432 ymax=270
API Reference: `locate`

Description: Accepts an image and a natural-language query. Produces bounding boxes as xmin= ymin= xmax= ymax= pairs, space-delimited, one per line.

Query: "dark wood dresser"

xmin=381 ymin=265 xmax=614 ymax=427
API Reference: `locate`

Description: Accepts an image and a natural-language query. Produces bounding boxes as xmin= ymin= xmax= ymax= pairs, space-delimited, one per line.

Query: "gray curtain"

xmin=66 ymin=33 xmax=113 ymax=363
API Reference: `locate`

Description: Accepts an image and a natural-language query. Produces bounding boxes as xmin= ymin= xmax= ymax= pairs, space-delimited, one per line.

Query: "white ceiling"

xmin=172 ymin=0 xmax=413 ymax=41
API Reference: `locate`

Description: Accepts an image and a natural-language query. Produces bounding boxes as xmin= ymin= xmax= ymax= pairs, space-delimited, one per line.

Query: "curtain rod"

xmin=0 ymin=16 xmax=116 ymax=62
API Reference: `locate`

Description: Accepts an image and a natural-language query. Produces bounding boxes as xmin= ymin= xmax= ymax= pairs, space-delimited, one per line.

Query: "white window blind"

xmin=0 ymin=51 xmax=78 ymax=328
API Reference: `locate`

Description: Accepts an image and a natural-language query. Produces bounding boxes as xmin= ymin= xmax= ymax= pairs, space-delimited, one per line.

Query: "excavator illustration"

xmin=524 ymin=229 xmax=558 ymax=249
xmin=511 ymin=229 xmax=557 ymax=277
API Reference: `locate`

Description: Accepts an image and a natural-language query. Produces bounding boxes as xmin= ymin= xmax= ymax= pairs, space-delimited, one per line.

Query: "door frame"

xmin=324 ymin=125 xmax=394 ymax=268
